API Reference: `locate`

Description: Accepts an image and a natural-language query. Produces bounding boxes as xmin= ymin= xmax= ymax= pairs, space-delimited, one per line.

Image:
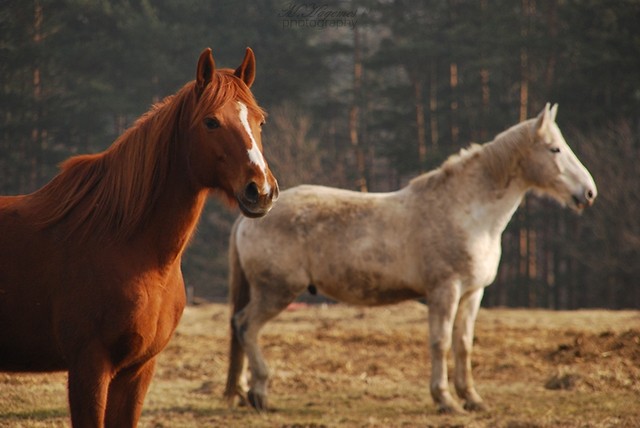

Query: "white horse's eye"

xmin=550 ymin=147 xmax=561 ymax=154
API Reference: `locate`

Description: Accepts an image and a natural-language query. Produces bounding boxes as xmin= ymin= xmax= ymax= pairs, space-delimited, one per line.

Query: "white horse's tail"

xmin=223 ymin=218 xmax=250 ymax=405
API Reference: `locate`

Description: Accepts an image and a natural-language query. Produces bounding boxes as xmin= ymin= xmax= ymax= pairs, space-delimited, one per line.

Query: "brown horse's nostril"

xmin=245 ymin=182 xmax=260 ymax=204
xmin=586 ymin=189 xmax=595 ymax=201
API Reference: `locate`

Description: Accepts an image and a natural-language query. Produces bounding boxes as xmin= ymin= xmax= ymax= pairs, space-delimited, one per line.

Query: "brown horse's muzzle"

xmin=237 ymin=180 xmax=279 ymax=218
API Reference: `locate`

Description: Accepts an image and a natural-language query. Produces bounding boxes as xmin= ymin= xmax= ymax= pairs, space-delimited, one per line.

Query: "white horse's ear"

xmin=535 ymin=103 xmax=550 ymax=134
xmin=535 ymin=102 xmax=558 ymax=140
xmin=550 ymin=103 xmax=558 ymax=122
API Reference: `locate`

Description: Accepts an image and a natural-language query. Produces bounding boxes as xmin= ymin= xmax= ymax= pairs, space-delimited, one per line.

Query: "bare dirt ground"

xmin=1 ymin=302 xmax=639 ymax=427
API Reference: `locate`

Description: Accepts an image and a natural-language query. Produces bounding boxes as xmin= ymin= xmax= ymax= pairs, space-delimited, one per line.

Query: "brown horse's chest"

xmin=49 ymin=261 xmax=186 ymax=371
xmin=105 ymin=272 xmax=186 ymax=369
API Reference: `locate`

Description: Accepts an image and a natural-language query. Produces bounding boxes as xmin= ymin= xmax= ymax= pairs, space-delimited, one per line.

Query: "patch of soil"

xmin=547 ymin=329 xmax=640 ymax=364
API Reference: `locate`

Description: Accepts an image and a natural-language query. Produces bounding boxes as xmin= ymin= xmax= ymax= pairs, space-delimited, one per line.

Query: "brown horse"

xmin=224 ymin=104 xmax=596 ymax=413
xmin=0 ymin=47 xmax=278 ymax=427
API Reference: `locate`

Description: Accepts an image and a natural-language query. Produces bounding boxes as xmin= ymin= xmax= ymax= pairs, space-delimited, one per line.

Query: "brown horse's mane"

xmin=30 ymin=69 xmax=263 ymax=243
xmin=409 ymin=119 xmax=534 ymax=192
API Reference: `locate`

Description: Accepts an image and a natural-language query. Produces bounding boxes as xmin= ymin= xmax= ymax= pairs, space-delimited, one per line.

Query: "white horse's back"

xmin=235 ymin=184 xmax=424 ymax=306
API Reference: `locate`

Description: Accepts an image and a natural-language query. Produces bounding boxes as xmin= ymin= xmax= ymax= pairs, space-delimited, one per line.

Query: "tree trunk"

xmin=350 ymin=26 xmax=367 ymax=192
xmin=527 ymin=218 xmax=537 ymax=307
xmin=449 ymin=61 xmax=459 ymax=145
xmin=479 ymin=0 xmax=489 ymax=141
xmin=543 ymin=0 xmax=558 ymax=91
xmin=519 ymin=0 xmax=535 ymax=121
xmin=429 ymin=61 xmax=439 ymax=149
xmin=30 ymin=0 xmax=43 ymax=191
xmin=410 ymin=74 xmax=427 ymax=172
xmin=448 ymin=0 xmax=459 ymax=145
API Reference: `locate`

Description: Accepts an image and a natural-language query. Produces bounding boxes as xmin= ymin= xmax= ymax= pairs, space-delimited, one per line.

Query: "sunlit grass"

xmin=1 ymin=304 xmax=639 ymax=427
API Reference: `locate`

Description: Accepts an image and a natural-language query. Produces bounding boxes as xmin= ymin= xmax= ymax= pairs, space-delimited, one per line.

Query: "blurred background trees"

xmin=2 ymin=0 xmax=639 ymax=308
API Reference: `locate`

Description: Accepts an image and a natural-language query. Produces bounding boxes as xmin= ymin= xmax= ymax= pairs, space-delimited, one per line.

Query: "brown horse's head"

xmin=187 ymin=48 xmax=278 ymax=218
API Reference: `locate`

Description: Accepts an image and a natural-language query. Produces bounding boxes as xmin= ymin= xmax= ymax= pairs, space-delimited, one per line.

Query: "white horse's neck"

xmin=467 ymin=177 xmax=526 ymax=237
xmin=404 ymin=120 xmax=535 ymax=240
xmin=403 ymin=136 xmax=530 ymax=288
xmin=461 ymin=131 xmax=532 ymax=237
xmin=448 ymin=132 xmax=532 ymax=287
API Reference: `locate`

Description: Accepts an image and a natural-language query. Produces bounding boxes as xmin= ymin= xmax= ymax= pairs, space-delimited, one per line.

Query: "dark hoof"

xmin=248 ymin=389 xmax=268 ymax=412
xmin=464 ymin=400 xmax=488 ymax=412
xmin=437 ymin=402 xmax=466 ymax=415
xmin=236 ymin=392 xmax=249 ymax=408
xmin=224 ymin=388 xmax=249 ymax=408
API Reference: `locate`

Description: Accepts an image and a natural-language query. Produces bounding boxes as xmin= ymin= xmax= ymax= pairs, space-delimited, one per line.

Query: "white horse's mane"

xmin=411 ymin=119 xmax=535 ymax=190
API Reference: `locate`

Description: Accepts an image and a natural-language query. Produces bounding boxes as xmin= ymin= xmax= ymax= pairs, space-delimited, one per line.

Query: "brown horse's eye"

xmin=550 ymin=147 xmax=561 ymax=154
xmin=204 ymin=117 xmax=220 ymax=129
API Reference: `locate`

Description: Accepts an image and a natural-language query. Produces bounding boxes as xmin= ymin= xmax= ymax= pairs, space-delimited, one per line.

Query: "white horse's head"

xmin=522 ymin=103 xmax=597 ymax=212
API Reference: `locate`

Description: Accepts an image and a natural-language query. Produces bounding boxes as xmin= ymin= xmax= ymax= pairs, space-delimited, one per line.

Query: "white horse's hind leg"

xmin=232 ymin=289 xmax=296 ymax=411
xmin=453 ymin=288 xmax=487 ymax=411
xmin=229 ymin=356 xmax=249 ymax=403
xmin=428 ymin=281 xmax=465 ymax=414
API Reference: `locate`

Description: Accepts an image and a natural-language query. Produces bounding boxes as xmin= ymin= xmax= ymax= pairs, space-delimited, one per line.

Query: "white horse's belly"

xmin=312 ymin=266 xmax=424 ymax=306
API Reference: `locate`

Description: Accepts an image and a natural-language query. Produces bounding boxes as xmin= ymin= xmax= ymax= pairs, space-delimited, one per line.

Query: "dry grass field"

xmin=1 ymin=302 xmax=639 ymax=427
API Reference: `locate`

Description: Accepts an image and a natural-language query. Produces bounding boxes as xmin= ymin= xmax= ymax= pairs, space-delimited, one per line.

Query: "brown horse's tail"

xmin=223 ymin=217 xmax=250 ymax=406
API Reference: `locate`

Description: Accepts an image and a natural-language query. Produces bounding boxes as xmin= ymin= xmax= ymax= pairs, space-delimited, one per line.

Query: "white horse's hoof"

xmin=248 ymin=389 xmax=268 ymax=412
xmin=437 ymin=401 xmax=466 ymax=414
xmin=464 ymin=400 xmax=488 ymax=412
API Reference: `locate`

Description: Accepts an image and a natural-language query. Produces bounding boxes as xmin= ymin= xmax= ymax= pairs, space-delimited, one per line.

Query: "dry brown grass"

xmin=1 ymin=302 xmax=639 ymax=427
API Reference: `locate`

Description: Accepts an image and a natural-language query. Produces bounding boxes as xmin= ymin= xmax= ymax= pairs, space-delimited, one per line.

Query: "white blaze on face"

xmin=237 ymin=101 xmax=271 ymax=194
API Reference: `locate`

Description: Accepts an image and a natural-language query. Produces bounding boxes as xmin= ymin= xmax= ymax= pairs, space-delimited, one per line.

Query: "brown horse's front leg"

xmin=453 ymin=288 xmax=487 ymax=412
xmin=428 ymin=282 xmax=465 ymax=414
xmin=67 ymin=341 xmax=113 ymax=427
xmin=105 ymin=358 xmax=157 ymax=428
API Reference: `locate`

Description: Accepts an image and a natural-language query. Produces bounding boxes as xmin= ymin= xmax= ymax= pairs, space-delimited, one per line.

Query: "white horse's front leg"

xmin=231 ymin=301 xmax=273 ymax=412
xmin=453 ymin=287 xmax=487 ymax=411
xmin=231 ymin=284 xmax=298 ymax=412
xmin=428 ymin=282 xmax=464 ymax=414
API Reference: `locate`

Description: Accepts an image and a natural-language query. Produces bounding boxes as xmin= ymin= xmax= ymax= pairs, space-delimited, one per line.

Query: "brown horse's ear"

xmin=196 ymin=48 xmax=216 ymax=93
xmin=234 ymin=47 xmax=256 ymax=88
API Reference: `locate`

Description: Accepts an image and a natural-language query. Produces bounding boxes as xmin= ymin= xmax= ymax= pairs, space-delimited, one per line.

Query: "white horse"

xmin=223 ymin=104 xmax=597 ymax=413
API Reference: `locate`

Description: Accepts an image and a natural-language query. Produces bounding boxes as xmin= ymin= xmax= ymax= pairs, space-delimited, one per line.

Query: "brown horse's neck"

xmin=137 ymin=169 xmax=208 ymax=269
xmin=120 ymin=106 xmax=209 ymax=268
xmin=30 ymin=85 xmax=194 ymax=244
xmin=30 ymin=84 xmax=212 ymax=268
